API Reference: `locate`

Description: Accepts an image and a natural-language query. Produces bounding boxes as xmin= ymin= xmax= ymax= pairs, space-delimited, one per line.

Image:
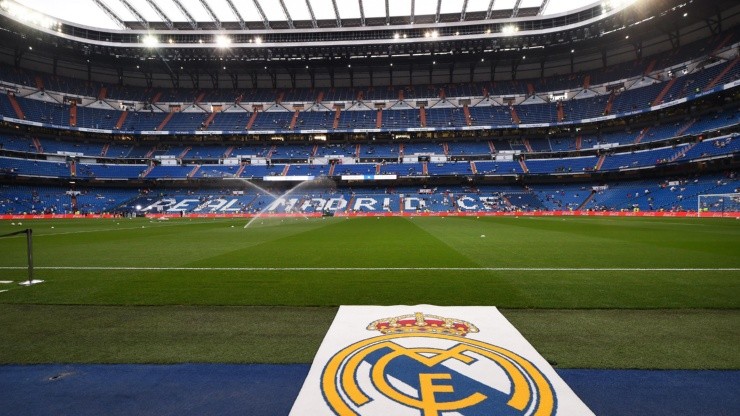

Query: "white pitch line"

xmin=0 ymin=267 xmax=737 ymax=272
xmin=0 ymin=280 xmax=13 ymax=284
xmin=0 ymin=289 xmax=7 ymax=293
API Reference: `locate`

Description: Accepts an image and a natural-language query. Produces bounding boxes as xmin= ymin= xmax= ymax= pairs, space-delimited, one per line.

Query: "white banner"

xmin=290 ymin=305 xmax=593 ymax=415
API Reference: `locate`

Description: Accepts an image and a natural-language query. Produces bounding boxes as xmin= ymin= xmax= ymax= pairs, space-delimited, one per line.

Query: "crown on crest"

xmin=367 ymin=312 xmax=479 ymax=337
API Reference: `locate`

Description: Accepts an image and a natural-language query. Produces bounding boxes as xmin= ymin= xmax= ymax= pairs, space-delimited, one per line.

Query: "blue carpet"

xmin=0 ymin=365 xmax=737 ymax=415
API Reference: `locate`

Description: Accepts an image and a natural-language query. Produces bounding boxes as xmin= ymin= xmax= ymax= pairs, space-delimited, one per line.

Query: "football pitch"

xmin=0 ymin=216 xmax=738 ymax=369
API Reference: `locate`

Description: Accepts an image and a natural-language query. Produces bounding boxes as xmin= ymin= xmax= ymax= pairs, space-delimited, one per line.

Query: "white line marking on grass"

xmin=0 ymin=267 xmax=736 ymax=272
xmin=0 ymin=290 xmax=7 ymax=293
xmin=0 ymin=280 xmax=13 ymax=284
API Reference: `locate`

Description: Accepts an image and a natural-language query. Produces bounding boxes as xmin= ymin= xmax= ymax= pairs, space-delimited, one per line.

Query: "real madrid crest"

xmin=321 ymin=312 xmax=556 ymax=416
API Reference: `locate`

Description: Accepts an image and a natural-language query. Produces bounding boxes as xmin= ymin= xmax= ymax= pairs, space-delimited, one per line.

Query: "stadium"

xmin=0 ymin=0 xmax=738 ymax=414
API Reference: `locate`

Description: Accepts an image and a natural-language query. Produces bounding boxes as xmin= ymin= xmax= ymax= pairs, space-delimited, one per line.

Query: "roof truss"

xmin=91 ymin=0 xmax=128 ymax=29
xmin=145 ymin=0 xmax=173 ymax=29
xmin=252 ymin=0 xmax=271 ymax=30
xmin=119 ymin=0 xmax=149 ymax=29
xmin=197 ymin=0 xmax=221 ymax=29
xmin=223 ymin=0 xmax=245 ymax=29
xmin=305 ymin=0 xmax=318 ymax=28
xmin=171 ymin=0 xmax=197 ymax=29
xmin=278 ymin=0 xmax=295 ymax=29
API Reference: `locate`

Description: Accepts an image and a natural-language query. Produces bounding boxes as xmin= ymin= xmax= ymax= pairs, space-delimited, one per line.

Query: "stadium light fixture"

xmin=215 ymin=35 xmax=232 ymax=48
xmin=254 ymin=36 xmax=263 ymax=44
xmin=502 ymin=25 xmax=518 ymax=36
xmin=142 ymin=35 xmax=159 ymax=47
xmin=393 ymin=33 xmax=399 ymax=39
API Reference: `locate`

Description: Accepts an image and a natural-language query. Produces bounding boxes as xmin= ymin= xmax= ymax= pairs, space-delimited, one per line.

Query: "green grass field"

xmin=0 ymin=216 xmax=738 ymax=369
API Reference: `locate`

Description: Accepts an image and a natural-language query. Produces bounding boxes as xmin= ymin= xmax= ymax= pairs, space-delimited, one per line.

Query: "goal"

xmin=697 ymin=193 xmax=740 ymax=217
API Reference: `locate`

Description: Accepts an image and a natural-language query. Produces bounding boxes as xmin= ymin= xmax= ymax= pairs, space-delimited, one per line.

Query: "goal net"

xmin=697 ymin=193 xmax=740 ymax=217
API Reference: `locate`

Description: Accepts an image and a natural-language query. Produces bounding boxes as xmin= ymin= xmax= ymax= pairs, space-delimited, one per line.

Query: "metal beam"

xmin=91 ymin=0 xmax=127 ymax=29
xmin=485 ymin=0 xmax=496 ymax=19
xmin=410 ymin=0 xmax=415 ymax=24
xmin=435 ymin=0 xmax=442 ymax=23
xmin=461 ymin=0 xmax=469 ymax=21
xmin=145 ymin=0 xmax=173 ymax=29
xmin=252 ymin=0 xmax=271 ymax=29
xmin=223 ymin=0 xmax=246 ymax=29
xmin=305 ymin=0 xmax=318 ymax=28
xmin=278 ymin=0 xmax=295 ymax=29
xmin=358 ymin=0 xmax=366 ymax=26
xmin=537 ymin=0 xmax=551 ymax=16
xmin=331 ymin=0 xmax=342 ymax=28
xmin=385 ymin=0 xmax=390 ymax=25
xmin=198 ymin=0 xmax=221 ymax=29
xmin=171 ymin=0 xmax=197 ymax=29
xmin=120 ymin=0 xmax=149 ymax=29
xmin=511 ymin=0 xmax=523 ymax=18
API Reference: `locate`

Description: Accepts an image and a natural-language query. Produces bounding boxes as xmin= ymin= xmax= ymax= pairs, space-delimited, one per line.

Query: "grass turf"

xmin=0 ymin=216 xmax=738 ymax=368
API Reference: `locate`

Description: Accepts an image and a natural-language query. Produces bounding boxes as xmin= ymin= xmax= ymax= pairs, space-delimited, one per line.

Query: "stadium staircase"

xmin=463 ymin=104 xmax=472 ymax=126
xmin=488 ymin=141 xmax=496 ymax=153
xmin=422 ymin=162 xmax=428 ymax=175
xmin=705 ymin=56 xmax=739 ymax=90
xmin=527 ymin=83 xmax=535 ymax=95
xmin=97 ymin=86 xmax=107 ymax=100
xmin=235 ymin=93 xmax=243 ymax=104
xmin=316 ymin=90 xmax=324 ymax=103
xmin=482 ymin=86 xmax=489 ymax=97
xmin=223 ymin=146 xmax=234 ymax=157
xmin=328 ymin=162 xmax=336 ymax=176
xmin=246 ymin=111 xmax=259 ymax=130
xmin=178 ymin=147 xmax=191 ymax=159
xmin=114 ymin=111 xmax=128 ymax=130
xmin=595 ymin=155 xmax=606 ymax=171
xmin=419 ymin=106 xmax=426 ymax=127
xmin=634 ymin=127 xmax=651 ymax=144
xmin=332 ymin=106 xmax=341 ymax=129
xmin=289 ymin=110 xmax=300 ymax=129
xmin=281 ymin=164 xmax=291 ymax=176
xmin=140 ymin=165 xmax=155 ymax=178
xmin=69 ymin=160 xmax=76 ymax=176
xmin=583 ymin=75 xmax=591 ymax=90
xmin=194 ymin=91 xmax=206 ymax=103
xmin=442 ymin=143 xmax=449 ymax=155
xmin=356 ymin=90 xmax=364 ymax=101
xmin=376 ymin=109 xmax=383 ymax=128
xmin=712 ymin=33 xmax=734 ymax=55
xmin=375 ymin=164 xmax=381 ymax=174
xmin=652 ymin=78 xmax=677 ymax=106
xmin=157 ymin=111 xmax=175 ymax=131
xmin=187 ymin=165 xmax=200 ymax=178
xmin=34 ymin=75 xmax=44 ymax=90
xmin=7 ymin=94 xmax=25 ymax=119
xmin=398 ymin=89 xmax=404 ymax=101
xmin=576 ymin=192 xmax=596 ymax=210
xmin=202 ymin=112 xmax=217 ymax=129
xmin=675 ymin=119 xmax=696 ymax=137
xmin=276 ymin=91 xmax=285 ymax=104
xmin=510 ymin=106 xmax=521 ymax=124
xmin=100 ymin=143 xmax=110 ymax=157
xmin=144 ymin=147 xmax=157 ymax=158
xmin=311 ymin=144 xmax=319 ymax=157
xmin=399 ymin=144 xmax=405 ymax=158
xmin=235 ymin=162 xmax=247 ymax=177
xmin=644 ymin=59 xmax=657 ymax=75
xmin=32 ymin=137 xmax=43 ymax=153
xmin=668 ymin=140 xmax=699 ymax=163
xmin=354 ymin=144 xmax=361 ymax=158
xmin=557 ymin=101 xmax=564 ymax=122
xmin=523 ymin=138 xmax=534 ymax=153
xmin=576 ymin=135 xmax=582 ymax=150
xmin=439 ymin=87 xmax=446 ymax=100
xmin=151 ymin=91 xmax=162 ymax=104
xmin=604 ymin=91 xmax=616 ymax=115
xmin=266 ymin=145 xmax=277 ymax=159
xmin=69 ymin=101 xmax=77 ymax=127
xmin=518 ymin=159 xmax=529 ymax=173
xmin=470 ymin=161 xmax=478 ymax=174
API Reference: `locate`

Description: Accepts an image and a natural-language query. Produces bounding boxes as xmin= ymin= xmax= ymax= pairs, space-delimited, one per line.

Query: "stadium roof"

xmin=8 ymin=0 xmax=630 ymax=30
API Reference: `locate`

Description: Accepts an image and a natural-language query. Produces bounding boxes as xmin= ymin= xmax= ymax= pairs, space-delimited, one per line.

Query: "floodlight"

xmin=142 ymin=35 xmax=159 ymax=47
xmin=215 ymin=35 xmax=231 ymax=48
xmin=254 ymin=36 xmax=263 ymax=44
xmin=502 ymin=25 xmax=518 ymax=36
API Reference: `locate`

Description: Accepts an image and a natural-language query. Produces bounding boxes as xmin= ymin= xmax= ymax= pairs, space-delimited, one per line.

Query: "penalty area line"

xmin=0 ymin=266 xmax=737 ymax=272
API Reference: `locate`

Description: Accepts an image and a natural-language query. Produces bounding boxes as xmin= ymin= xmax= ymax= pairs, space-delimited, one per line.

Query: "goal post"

xmin=0 ymin=228 xmax=40 ymax=286
xmin=697 ymin=193 xmax=740 ymax=218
